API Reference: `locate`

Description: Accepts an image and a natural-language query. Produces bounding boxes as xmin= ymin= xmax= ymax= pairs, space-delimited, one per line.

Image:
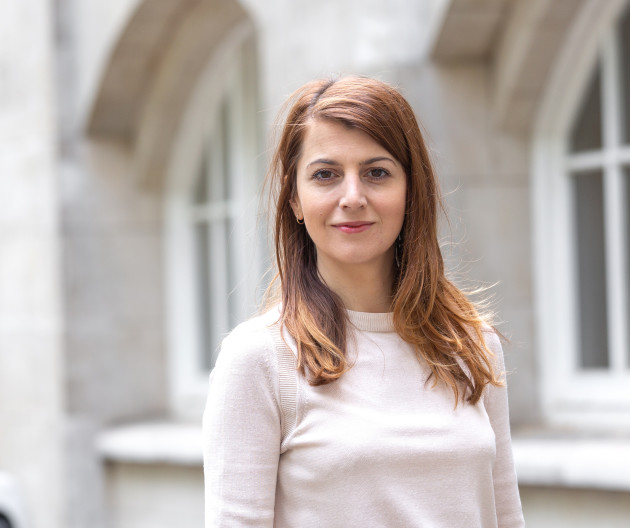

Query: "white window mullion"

xmin=603 ymin=164 xmax=629 ymax=373
xmin=602 ymin=29 xmax=628 ymax=374
xmin=566 ymin=151 xmax=605 ymax=171
xmin=558 ymin=149 xmax=582 ymax=379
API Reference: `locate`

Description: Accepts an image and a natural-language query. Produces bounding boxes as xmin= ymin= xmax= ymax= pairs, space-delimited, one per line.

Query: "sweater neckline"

xmin=346 ymin=309 xmax=395 ymax=333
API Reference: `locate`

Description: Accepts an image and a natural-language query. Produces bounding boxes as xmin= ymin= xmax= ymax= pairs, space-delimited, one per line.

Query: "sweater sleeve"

xmin=483 ymin=330 xmax=526 ymax=528
xmin=202 ymin=322 xmax=281 ymax=527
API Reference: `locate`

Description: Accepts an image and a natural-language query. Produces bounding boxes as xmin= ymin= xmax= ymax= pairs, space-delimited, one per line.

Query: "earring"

xmin=296 ymin=216 xmax=304 ymax=225
xmin=395 ymin=234 xmax=402 ymax=268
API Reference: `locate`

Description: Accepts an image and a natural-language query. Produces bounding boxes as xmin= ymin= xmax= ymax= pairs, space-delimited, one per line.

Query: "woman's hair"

xmin=266 ymin=76 xmax=501 ymax=405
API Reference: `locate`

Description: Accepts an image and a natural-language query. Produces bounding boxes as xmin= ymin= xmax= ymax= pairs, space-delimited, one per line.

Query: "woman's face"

xmin=292 ymin=118 xmax=407 ymax=276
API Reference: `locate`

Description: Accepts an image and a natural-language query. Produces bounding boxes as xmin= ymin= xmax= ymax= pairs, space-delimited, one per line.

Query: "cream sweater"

xmin=203 ymin=307 xmax=525 ymax=527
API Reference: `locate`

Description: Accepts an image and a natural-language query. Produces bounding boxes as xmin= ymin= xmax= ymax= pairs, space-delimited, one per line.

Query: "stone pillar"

xmin=0 ymin=1 xmax=66 ymax=527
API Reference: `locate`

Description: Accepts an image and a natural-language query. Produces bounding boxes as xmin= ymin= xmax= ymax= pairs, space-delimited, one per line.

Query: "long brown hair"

xmin=266 ymin=76 xmax=501 ymax=405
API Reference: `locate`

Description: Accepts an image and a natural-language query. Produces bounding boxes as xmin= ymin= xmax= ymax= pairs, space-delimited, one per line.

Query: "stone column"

xmin=0 ymin=1 xmax=66 ymax=527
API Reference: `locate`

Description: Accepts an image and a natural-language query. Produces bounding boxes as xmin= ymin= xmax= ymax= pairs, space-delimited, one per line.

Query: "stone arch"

xmin=430 ymin=0 xmax=607 ymax=133
xmin=533 ymin=0 xmax=628 ymax=137
xmin=86 ymin=0 xmax=254 ymax=188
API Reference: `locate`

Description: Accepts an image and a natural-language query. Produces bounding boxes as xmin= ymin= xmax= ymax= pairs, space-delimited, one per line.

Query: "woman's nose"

xmin=339 ymin=174 xmax=367 ymax=209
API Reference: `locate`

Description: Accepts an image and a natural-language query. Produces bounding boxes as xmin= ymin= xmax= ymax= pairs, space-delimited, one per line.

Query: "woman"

xmin=203 ymin=76 xmax=525 ymax=527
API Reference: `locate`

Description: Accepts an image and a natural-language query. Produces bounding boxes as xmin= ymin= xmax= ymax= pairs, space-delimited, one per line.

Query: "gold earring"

xmin=296 ymin=216 xmax=304 ymax=224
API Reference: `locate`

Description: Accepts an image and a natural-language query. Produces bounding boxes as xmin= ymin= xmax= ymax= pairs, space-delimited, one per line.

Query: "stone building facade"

xmin=1 ymin=0 xmax=629 ymax=527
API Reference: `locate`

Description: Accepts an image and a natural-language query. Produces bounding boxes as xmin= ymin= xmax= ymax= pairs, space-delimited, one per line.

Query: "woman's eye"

xmin=367 ymin=168 xmax=389 ymax=180
xmin=312 ymin=169 xmax=336 ymax=181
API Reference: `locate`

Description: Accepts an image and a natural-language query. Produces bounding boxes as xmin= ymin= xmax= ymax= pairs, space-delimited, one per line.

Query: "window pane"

xmin=221 ymin=101 xmax=231 ymax=202
xmin=195 ymin=222 xmax=215 ymax=370
xmin=619 ymin=5 xmax=630 ymax=145
xmin=208 ymin=218 xmax=228 ymax=369
xmin=570 ymin=63 xmax=602 ymax=152
xmin=625 ymin=168 xmax=630 ymax=367
xmin=193 ymin=155 xmax=208 ymax=205
xmin=574 ymin=170 xmax=609 ymax=368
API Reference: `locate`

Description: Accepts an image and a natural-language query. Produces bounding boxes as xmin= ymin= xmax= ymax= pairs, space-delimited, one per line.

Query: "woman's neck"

xmin=316 ymin=256 xmax=395 ymax=313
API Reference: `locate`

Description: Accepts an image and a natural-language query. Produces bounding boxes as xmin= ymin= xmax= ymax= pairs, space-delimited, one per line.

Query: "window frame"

xmin=533 ymin=0 xmax=630 ymax=429
xmin=191 ymin=91 xmax=248 ymax=371
xmin=164 ymin=23 xmax=262 ymax=420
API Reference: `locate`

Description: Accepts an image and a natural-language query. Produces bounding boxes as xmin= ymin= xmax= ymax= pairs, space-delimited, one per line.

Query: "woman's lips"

xmin=332 ymin=221 xmax=374 ymax=234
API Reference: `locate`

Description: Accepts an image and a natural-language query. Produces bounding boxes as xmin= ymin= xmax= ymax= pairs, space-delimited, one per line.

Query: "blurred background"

xmin=1 ymin=0 xmax=629 ymax=527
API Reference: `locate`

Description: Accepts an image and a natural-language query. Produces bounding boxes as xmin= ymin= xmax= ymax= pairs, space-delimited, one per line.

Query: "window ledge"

xmin=512 ymin=432 xmax=630 ymax=491
xmin=96 ymin=424 xmax=630 ymax=490
xmin=96 ymin=422 xmax=202 ymax=467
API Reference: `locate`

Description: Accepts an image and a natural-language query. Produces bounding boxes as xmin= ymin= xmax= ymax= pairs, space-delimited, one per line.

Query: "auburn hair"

xmin=266 ymin=76 xmax=502 ymax=405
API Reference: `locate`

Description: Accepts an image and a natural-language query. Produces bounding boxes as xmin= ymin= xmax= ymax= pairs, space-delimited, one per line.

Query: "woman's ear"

xmin=290 ymin=196 xmax=303 ymax=221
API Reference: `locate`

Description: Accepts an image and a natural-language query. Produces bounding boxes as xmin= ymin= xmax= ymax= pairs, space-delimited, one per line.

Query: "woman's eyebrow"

xmin=306 ymin=156 xmax=396 ymax=168
xmin=306 ymin=158 xmax=338 ymax=168
xmin=359 ymin=156 xmax=396 ymax=166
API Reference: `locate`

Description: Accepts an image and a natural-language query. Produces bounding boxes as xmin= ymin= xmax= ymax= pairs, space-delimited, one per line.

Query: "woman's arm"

xmin=483 ymin=330 xmax=526 ymax=528
xmin=202 ymin=323 xmax=281 ymax=527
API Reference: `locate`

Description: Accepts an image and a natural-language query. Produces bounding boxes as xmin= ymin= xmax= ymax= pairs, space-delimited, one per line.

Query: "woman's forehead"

xmin=299 ymin=118 xmax=398 ymax=166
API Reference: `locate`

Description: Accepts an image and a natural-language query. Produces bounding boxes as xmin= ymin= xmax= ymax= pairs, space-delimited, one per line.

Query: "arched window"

xmin=190 ymin=68 xmax=254 ymax=372
xmin=534 ymin=1 xmax=630 ymax=427
xmin=566 ymin=12 xmax=630 ymax=375
xmin=166 ymin=25 xmax=262 ymax=419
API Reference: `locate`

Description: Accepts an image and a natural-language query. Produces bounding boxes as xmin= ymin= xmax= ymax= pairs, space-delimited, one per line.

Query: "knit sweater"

xmin=203 ymin=307 xmax=525 ymax=527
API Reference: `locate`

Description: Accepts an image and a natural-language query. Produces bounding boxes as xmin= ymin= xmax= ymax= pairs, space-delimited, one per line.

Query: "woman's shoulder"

xmin=460 ymin=321 xmax=503 ymax=358
xmin=216 ymin=306 xmax=283 ymax=370
xmin=225 ymin=305 xmax=281 ymax=341
xmin=480 ymin=323 xmax=502 ymax=354
xmin=475 ymin=322 xmax=506 ymax=374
